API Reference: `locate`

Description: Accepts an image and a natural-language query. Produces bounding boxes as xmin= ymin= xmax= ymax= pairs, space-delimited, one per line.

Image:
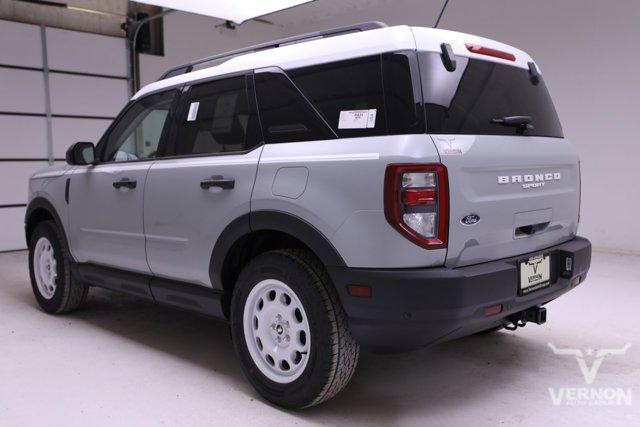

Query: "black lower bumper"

xmin=327 ymin=236 xmax=591 ymax=352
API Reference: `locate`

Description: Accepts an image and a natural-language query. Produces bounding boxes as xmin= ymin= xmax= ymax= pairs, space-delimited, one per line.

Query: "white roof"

xmin=133 ymin=25 xmax=536 ymax=100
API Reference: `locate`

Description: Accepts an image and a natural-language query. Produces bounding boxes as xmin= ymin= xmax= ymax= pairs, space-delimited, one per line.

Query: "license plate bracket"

xmin=518 ymin=253 xmax=551 ymax=296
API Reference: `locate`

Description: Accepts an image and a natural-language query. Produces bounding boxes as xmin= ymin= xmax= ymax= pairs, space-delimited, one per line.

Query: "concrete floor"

xmin=0 ymin=250 xmax=638 ymax=426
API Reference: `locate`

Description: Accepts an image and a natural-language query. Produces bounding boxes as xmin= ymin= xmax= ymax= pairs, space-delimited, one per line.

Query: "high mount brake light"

xmin=465 ymin=43 xmax=516 ymax=61
xmin=384 ymin=164 xmax=448 ymax=249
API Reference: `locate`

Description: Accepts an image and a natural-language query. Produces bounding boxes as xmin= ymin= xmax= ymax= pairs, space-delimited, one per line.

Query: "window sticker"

xmin=366 ymin=109 xmax=377 ymax=128
xmin=338 ymin=109 xmax=377 ymax=129
xmin=187 ymin=101 xmax=200 ymax=122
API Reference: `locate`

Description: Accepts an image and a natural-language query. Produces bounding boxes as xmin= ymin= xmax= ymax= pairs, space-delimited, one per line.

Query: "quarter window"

xmin=254 ymin=71 xmax=336 ymax=144
xmin=288 ymin=53 xmax=423 ymax=138
xmin=289 ymin=56 xmax=387 ymax=138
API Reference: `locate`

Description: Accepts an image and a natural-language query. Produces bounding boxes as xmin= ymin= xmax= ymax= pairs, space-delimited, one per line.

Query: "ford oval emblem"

xmin=461 ymin=214 xmax=480 ymax=225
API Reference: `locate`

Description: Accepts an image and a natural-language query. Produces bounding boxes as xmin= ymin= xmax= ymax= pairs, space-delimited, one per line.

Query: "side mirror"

xmin=66 ymin=142 xmax=96 ymax=165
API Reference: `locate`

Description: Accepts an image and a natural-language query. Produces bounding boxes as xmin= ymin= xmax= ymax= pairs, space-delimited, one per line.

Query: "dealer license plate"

xmin=518 ymin=253 xmax=551 ymax=295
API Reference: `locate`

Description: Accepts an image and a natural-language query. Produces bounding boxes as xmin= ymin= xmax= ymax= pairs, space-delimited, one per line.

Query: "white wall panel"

xmin=0 ymin=161 xmax=49 ymax=205
xmin=0 ymin=115 xmax=48 ymax=158
xmin=52 ymin=117 xmax=111 ymax=158
xmin=0 ymin=23 xmax=129 ymax=251
xmin=49 ymin=74 xmax=128 ymax=117
xmin=0 ymin=69 xmax=45 ymax=114
xmin=0 ymin=19 xmax=42 ymax=68
xmin=0 ymin=206 xmax=26 ymax=251
xmin=46 ymin=27 xmax=127 ymax=77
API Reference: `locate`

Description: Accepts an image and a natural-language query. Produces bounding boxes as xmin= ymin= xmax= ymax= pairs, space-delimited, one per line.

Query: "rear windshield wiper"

xmin=490 ymin=115 xmax=534 ymax=131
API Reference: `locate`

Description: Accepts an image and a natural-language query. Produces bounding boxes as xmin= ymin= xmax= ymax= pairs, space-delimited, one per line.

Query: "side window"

xmin=172 ymin=76 xmax=261 ymax=156
xmin=254 ymin=72 xmax=335 ymax=144
xmin=289 ymin=56 xmax=387 ymax=138
xmin=103 ymin=90 xmax=176 ymax=162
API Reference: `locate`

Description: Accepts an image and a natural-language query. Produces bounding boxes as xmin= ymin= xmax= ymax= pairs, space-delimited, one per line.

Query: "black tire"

xmin=28 ymin=220 xmax=88 ymax=314
xmin=230 ymin=249 xmax=359 ymax=409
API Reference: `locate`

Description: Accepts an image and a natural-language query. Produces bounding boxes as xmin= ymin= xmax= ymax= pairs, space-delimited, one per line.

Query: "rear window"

xmin=419 ymin=52 xmax=563 ymax=138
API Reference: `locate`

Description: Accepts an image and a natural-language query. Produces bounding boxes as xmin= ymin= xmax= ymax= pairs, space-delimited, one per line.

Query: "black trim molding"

xmin=24 ymin=197 xmax=65 ymax=244
xmin=250 ymin=210 xmax=346 ymax=267
xmin=73 ymin=262 xmax=226 ymax=318
xmin=209 ymin=210 xmax=346 ymax=290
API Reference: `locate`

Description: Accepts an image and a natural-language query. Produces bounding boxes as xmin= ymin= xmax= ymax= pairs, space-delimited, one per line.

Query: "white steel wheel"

xmin=28 ymin=220 xmax=88 ymax=314
xmin=33 ymin=236 xmax=57 ymax=299
xmin=243 ymin=278 xmax=311 ymax=383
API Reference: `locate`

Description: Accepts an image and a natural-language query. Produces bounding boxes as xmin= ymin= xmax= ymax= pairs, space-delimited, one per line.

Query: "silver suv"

xmin=25 ymin=22 xmax=591 ymax=408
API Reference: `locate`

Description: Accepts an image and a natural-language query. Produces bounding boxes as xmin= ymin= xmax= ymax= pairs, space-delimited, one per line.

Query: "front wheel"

xmin=230 ymin=249 xmax=359 ymax=409
xmin=28 ymin=220 xmax=88 ymax=314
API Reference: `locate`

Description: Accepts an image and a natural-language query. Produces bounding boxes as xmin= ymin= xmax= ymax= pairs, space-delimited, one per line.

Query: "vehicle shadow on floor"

xmin=11 ymin=284 xmax=549 ymax=422
xmin=11 ymin=285 xmax=249 ymax=386
xmin=305 ymin=331 xmax=543 ymax=424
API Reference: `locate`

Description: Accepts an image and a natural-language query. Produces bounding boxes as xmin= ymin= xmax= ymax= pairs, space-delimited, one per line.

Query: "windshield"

xmin=419 ymin=52 xmax=563 ymax=138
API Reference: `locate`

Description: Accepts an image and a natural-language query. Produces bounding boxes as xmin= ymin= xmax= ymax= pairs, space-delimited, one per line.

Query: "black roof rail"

xmin=158 ymin=21 xmax=388 ymax=81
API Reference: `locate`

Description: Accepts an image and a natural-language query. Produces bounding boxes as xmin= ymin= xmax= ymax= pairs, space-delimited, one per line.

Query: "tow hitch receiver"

xmin=504 ymin=306 xmax=547 ymax=330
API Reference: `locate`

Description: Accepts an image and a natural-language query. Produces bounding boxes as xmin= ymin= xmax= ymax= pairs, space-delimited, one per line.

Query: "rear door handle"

xmin=200 ymin=176 xmax=235 ymax=190
xmin=113 ymin=178 xmax=137 ymax=189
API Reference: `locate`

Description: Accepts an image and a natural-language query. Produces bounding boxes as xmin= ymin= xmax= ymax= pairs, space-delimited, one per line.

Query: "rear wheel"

xmin=230 ymin=249 xmax=359 ymax=408
xmin=28 ymin=220 xmax=88 ymax=314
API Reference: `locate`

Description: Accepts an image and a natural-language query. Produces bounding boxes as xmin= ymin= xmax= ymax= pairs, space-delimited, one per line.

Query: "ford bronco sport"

xmin=25 ymin=22 xmax=591 ymax=408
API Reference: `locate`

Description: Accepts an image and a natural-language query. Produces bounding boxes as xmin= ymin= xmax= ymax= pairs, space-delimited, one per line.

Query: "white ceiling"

xmin=264 ymin=0 xmax=397 ymax=27
xmin=133 ymin=0 xmax=315 ymax=24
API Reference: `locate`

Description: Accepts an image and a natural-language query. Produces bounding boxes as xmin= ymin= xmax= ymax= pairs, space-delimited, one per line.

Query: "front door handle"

xmin=113 ymin=178 xmax=137 ymax=189
xmin=200 ymin=175 xmax=235 ymax=190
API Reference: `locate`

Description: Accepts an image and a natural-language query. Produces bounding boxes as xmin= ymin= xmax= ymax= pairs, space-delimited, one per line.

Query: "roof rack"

xmin=158 ymin=21 xmax=388 ymax=81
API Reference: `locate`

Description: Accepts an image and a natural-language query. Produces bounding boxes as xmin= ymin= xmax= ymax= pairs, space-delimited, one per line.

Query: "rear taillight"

xmin=384 ymin=164 xmax=448 ymax=249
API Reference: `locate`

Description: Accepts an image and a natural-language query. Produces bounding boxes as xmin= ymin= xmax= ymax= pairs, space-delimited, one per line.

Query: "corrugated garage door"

xmin=0 ymin=19 xmax=130 ymax=251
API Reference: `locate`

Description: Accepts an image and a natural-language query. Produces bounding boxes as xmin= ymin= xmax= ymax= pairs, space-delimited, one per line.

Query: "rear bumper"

xmin=328 ymin=236 xmax=591 ymax=352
